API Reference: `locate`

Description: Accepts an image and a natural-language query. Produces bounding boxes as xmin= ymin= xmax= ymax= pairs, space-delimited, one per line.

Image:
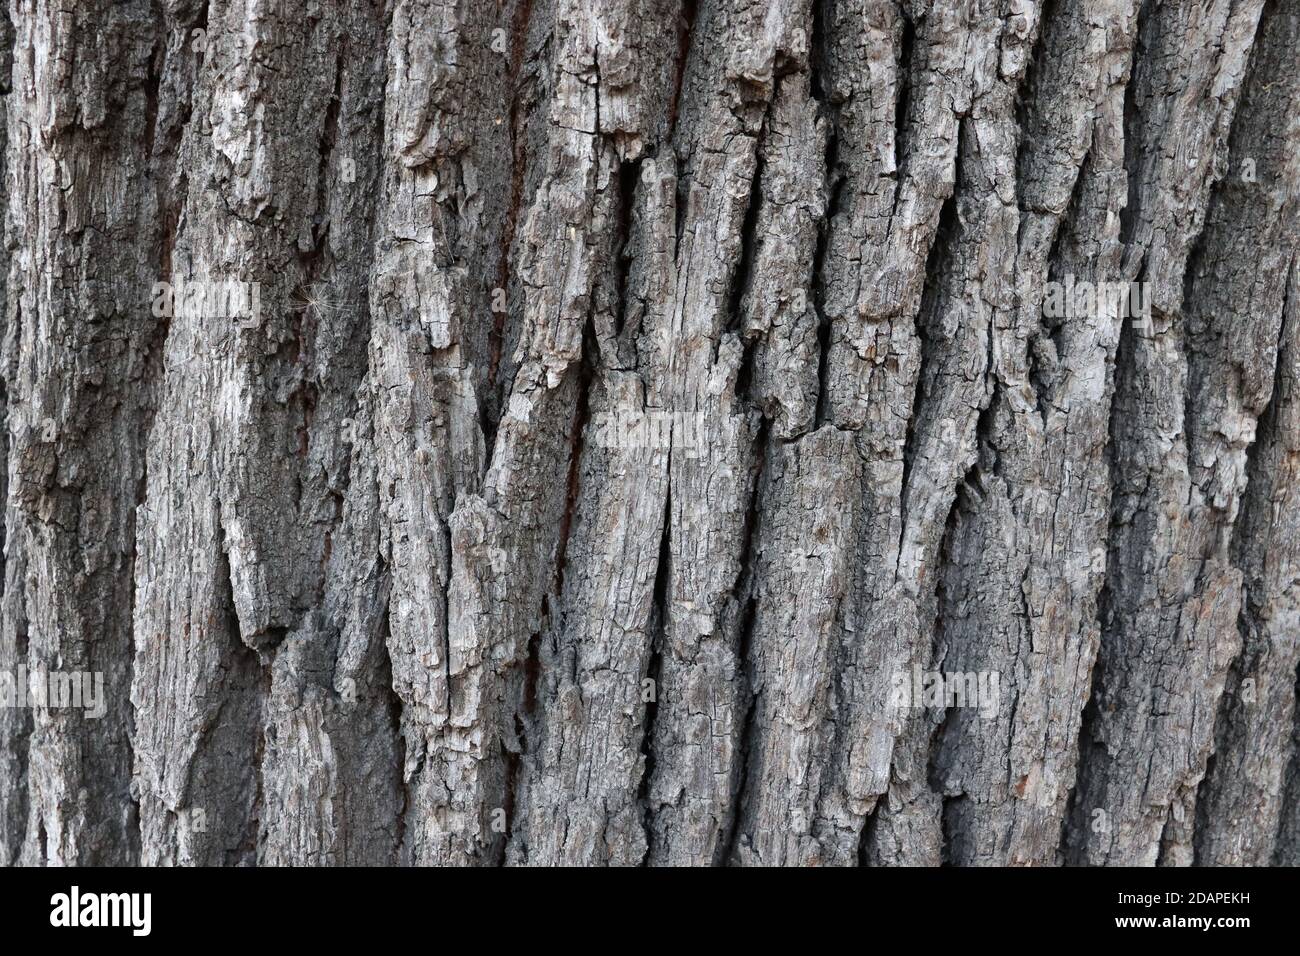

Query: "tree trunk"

xmin=1 ymin=0 xmax=1298 ymax=867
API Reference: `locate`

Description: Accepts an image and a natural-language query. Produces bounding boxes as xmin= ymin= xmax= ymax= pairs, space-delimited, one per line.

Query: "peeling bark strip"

xmin=1 ymin=0 xmax=1297 ymax=867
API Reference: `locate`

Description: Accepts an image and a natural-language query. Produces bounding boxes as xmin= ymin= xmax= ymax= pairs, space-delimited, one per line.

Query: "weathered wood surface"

xmin=1 ymin=0 xmax=1298 ymax=866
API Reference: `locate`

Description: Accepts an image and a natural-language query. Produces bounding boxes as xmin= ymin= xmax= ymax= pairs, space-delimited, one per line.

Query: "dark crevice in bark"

xmin=279 ymin=244 xmax=332 ymax=560
xmin=1013 ymin=0 xmax=1059 ymax=179
xmin=521 ymin=626 xmax=543 ymax=717
xmin=669 ymin=2 xmax=703 ymax=252
xmin=375 ymin=570 xmax=411 ymax=864
xmin=1179 ymin=231 xmax=1211 ymax=470
xmin=666 ymin=0 xmax=698 ymax=137
xmin=1197 ymin=253 xmax=1298 ymax=862
xmin=502 ymin=614 xmax=542 ymax=862
xmin=1067 ymin=614 xmax=1123 ymax=862
xmin=1273 ymin=663 xmax=1300 ymax=864
xmin=438 ymin=521 xmax=453 ymax=725
xmin=978 ymin=300 xmax=1002 ymax=476
xmin=731 ymin=420 xmax=769 ymax=631
xmin=858 ymin=797 xmax=882 ymax=866
xmin=637 ymin=486 xmax=671 ymax=865
xmin=1117 ymin=0 xmax=1155 ymax=255
xmin=1195 ymin=4 xmax=1294 ymax=729
xmin=1029 ymin=137 xmax=1097 ymax=427
xmin=928 ymin=476 xmax=969 ymax=867
xmin=243 ymin=664 xmax=272 ymax=866
xmin=811 ymin=228 xmax=835 ymax=429
xmin=1192 ymin=744 xmax=1221 ymax=863
xmin=213 ymin=532 xmax=270 ymax=866
xmin=893 ymin=2 xmax=915 ymax=175
xmin=722 ymin=613 xmax=759 ymax=867
xmin=368 ymin=606 xmax=404 ymax=867
xmin=553 ymin=318 xmax=597 ymax=596
xmin=1063 ymin=0 xmax=1164 ymax=864
xmin=809 ymin=0 xmax=830 ymax=102
xmin=901 ymin=169 xmax=962 ymax=511
xmin=1067 ymin=489 xmax=1126 ymax=861
xmin=613 ymin=158 xmax=641 ymax=338
xmin=1062 ymin=312 xmax=1137 ymax=862
xmin=937 ymin=794 xmax=966 ymax=867
xmin=1154 ymin=803 xmax=1176 ymax=866
xmin=285 ymin=44 xmax=342 ymax=459
xmin=142 ymin=24 xmax=163 ymax=161
xmin=726 ymin=162 xmax=764 ymax=339
xmin=1230 ymin=254 xmax=1295 ymax=570
xmin=485 ymin=0 xmax=538 ymax=453
xmin=729 ymin=103 xmax=777 ymax=404
xmin=499 ymin=735 xmax=521 ymax=863
xmin=717 ymin=418 xmax=770 ymax=866
xmin=810 ymin=3 xmax=841 ymax=431
xmin=315 ymin=54 xmax=345 ymax=239
xmin=1057 ymin=724 xmax=1088 ymax=858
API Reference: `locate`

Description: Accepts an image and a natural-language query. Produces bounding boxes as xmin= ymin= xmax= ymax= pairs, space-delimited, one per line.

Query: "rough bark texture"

xmin=1 ymin=0 xmax=1298 ymax=867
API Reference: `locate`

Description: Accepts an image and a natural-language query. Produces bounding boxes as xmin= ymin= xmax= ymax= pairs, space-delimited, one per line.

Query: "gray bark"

xmin=1 ymin=0 xmax=1298 ymax=867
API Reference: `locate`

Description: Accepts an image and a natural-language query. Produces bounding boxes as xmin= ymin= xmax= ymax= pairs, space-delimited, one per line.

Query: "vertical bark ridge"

xmin=1067 ymin=0 xmax=1268 ymax=866
xmin=720 ymin=72 xmax=831 ymax=866
xmin=256 ymin=0 xmax=394 ymax=866
xmin=846 ymin=0 xmax=1041 ymax=866
xmin=636 ymin=0 xmax=810 ymax=867
xmin=1192 ymin=1 xmax=1300 ymax=863
xmin=0 ymin=0 xmax=21 ymax=864
xmin=1274 ymin=324 xmax=1300 ymax=861
xmin=364 ymin=0 xmax=513 ymax=866
xmin=506 ymin=0 xmax=717 ymax=867
xmin=133 ymin=0 xmax=385 ymax=865
xmin=901 ymin=0 xmax=1045 ymax=864
xmin=3 ymin=0 xmax=162 ymax=865
xmin=928 ymin=0 xmax=1139 ymax=866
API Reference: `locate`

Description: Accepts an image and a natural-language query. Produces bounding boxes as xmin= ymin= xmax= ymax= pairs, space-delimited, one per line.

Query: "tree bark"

xmin=1 ymin=0 xmax=1298 ymax=867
